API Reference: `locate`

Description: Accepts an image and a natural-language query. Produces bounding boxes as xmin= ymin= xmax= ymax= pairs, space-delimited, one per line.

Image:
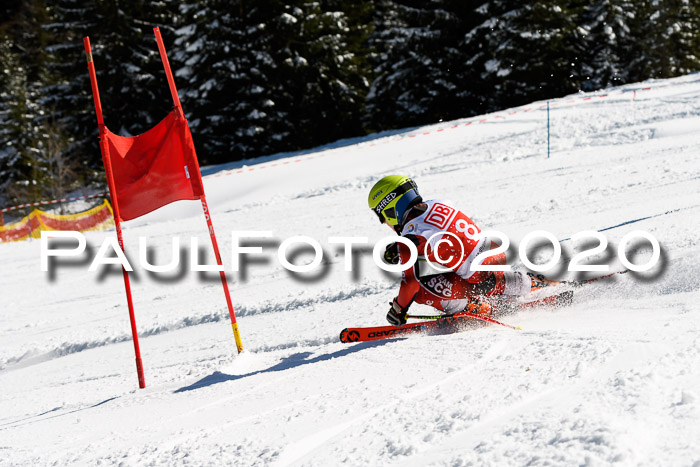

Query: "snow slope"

xmin=1 ymin=74 xmax=700 ymax=466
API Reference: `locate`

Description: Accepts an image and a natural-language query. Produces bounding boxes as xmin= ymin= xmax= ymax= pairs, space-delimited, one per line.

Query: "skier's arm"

xmin=385 ymin=240 xmax=422 ymax=326
xmin=395 ymin=241 xmax=420 ymax=309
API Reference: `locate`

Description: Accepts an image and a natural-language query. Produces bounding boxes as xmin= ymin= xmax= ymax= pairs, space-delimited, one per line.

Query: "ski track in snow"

xmin=1 ymin=74 xmax=700 ymax=466
xmin=0 ymin=281 xmax=393 ymax=371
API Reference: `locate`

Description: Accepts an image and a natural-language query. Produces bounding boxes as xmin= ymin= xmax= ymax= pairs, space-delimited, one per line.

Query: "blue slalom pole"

xmin=547 ymin=101 xmax=550 ymax=158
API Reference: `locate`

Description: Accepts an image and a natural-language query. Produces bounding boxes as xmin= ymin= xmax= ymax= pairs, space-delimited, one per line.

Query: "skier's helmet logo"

xmin=367 ymin=175 xmax=422 ymax=226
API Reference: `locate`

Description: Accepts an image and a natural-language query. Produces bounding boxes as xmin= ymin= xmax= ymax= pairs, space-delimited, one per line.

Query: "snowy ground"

xmin=1 ymin=74 xmax=700 ymax=466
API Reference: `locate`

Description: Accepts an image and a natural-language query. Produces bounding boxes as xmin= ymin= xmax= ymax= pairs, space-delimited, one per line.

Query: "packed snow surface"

xmin=2 ymin=74 xmax=700 ymax=466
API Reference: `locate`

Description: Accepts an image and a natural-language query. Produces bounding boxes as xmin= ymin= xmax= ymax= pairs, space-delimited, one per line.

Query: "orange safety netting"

xmin=0 ymin=199 xmax=114 ymax=242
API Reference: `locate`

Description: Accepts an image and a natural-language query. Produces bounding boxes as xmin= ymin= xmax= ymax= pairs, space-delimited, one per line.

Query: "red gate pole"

xmin=153 ymin=27 xmax=243 ymax=352
xmin=83 ymin=37 xmax=146 ymax=388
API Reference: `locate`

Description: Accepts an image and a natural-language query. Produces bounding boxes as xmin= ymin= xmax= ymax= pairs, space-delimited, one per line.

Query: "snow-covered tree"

xmin=43 ymin=0 xmax=180 ymax=178
xmin=0 ymin=0 xmax=61 ymax=204
xmin=364 ymin=0 xmax=479 ymax=131
xmin=174 ymin=0 xmax=372 ymax=162
xmin=578 ymin=0 xmax=636 ymax=91
xmin=269 ymin=0 xmax=373 ymax=150
xmin=628 ymin=0 xmax=700 ymax=80
xmin=173 ymin=0 xmax=283 ymax=162
xmin=465 ymin=1 xmax=585 ymax=111
xmin=0 ymin=36 xmax=70 ymax=204
xmin=0 ymin=37 xmax=31 ymax=204
xmin=0 ymin=0 xmax=698 ymax=201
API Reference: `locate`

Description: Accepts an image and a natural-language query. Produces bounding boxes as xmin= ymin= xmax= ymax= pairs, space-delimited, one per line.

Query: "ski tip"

xmin=516 ymin=325 xmax=523 ymax=331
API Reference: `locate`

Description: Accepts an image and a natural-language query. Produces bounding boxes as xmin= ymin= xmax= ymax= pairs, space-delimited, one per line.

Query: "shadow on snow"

xmin=174 ymin=340 xmax=390 ymax=393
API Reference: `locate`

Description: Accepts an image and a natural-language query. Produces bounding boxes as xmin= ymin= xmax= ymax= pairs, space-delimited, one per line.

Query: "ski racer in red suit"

xmin=367 ymin=175 xmax=531 ymax=326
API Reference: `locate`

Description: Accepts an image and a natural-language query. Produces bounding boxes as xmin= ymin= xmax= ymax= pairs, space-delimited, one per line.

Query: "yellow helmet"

xmin=367 ymin=175 xmax=421 ymax=226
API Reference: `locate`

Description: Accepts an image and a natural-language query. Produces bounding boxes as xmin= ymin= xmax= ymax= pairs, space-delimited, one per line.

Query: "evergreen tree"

xmin=0 ymin=36 xmax=58 ymax=204
xmin=364 ymin=0 xmax=481 ymax=131
xmin=578 ymin=0 xmax=636 ymax=91
xmin=0 ymin=0 xmax=51 ymax=84
xmin=0 ymin=0 xmax=64 ymax=205
xmin=175 ymin=0 xmax=372 ymax=163
xmin=270 ymin=0 xmax=373 ymax=150
xmin=0 ymin=37 xmax=27 ymax=204
xmin=43 ymin=0 xmax=180 ymax=183
xmin=1 ymin=0 xmax=699 ymax=205
xmin=173 ymin=0 xmax=284 ymax=162
xmin=628 ymin=0 xmax=700 ymax=80
xmin=466 ymin=1 xmax=585 ymax=111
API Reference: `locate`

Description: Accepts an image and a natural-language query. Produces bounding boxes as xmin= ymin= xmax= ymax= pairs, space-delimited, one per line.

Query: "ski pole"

xmin=530 ymin=269 xmax=629 ymax=290
xmin=406 ymin=313 xmax=522 ymax=331
xmin=406 ymin=314 xmax=445 ymax=320
xmin=458 ymin=312 xmax=522 ymax=330
xmin=568 ymin=269 xmax=629 ymax=286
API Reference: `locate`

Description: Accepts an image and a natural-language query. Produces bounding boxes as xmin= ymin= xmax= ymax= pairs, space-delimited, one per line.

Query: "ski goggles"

xmin=375 ymin=207 xmax=396 ymax=224
xmin=373 ymin=180 xmax=419 ymax=224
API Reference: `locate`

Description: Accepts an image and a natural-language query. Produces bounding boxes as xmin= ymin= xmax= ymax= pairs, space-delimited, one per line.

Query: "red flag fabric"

xmin=104 ymin=109 xmax=204 ymax=221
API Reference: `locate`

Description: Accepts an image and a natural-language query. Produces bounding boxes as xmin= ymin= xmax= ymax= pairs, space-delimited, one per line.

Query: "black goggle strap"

xmin=374 ymin=180 xmax=418 ymax=223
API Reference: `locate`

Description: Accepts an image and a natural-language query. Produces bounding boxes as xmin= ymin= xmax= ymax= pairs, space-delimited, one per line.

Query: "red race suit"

xmin=395 ymin=199 xmax=530 ymax=313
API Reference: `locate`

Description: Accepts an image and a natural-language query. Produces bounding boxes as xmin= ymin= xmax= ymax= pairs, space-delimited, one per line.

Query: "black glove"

xmin=383 ymin=242 xmax=400 ymax=265
xmin=386 ymin=297 xmax=408 ymax=326
xmin=464 ymin=298 xmax=491 ymax=316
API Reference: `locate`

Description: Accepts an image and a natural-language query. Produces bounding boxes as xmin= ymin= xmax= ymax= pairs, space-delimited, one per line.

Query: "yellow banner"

xmin=0 ymin=200 xmax=114 ymax=242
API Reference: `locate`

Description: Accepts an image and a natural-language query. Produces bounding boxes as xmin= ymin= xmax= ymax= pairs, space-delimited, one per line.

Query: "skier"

xmin=367 ymin=175 xmax=532 ymax=326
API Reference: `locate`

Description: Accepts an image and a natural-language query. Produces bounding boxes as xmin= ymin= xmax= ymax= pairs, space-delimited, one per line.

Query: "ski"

xmin=339 ymin=313 xmax=477 ymax=343
xmin=519 ymin=289 xmax=573 ymax=309
xmin=529 ymin=270 xmax=628 ymax=291
xmin=339 ymin=291 xmax=573 ymax=343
